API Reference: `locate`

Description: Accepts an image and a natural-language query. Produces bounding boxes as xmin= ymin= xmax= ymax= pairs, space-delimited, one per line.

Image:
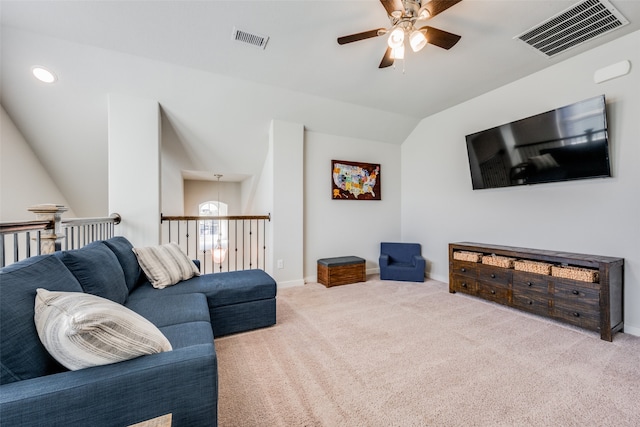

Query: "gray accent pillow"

xmin=34 ymin=289 xmax=172 ymax=370
xmin=132 ymin=242 xmax=200 ymax=289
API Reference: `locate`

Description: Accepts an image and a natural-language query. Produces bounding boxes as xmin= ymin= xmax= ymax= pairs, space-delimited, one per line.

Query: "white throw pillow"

xmin=34 ymin=288 xmax=172 ymax=370
xmin=132 ymin=242 xmax=200 ymax=289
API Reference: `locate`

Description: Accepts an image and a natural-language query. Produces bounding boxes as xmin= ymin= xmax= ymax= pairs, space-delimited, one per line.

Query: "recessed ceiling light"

xmin=32 ymin=66 xmax=57 ymax=83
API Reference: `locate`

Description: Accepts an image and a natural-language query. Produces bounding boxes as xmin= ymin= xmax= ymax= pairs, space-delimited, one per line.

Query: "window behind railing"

xmin=161 ymin=214 xmax=270 ymax=274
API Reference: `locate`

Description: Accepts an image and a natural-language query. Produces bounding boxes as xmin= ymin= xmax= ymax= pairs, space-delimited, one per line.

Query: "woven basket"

xmin=514 ymin=260 xmax=552 ymax=275
xmin=481 ymin=255 xmax=516 ymax=269
xmin=551 ymin=266 xmax=599 ymax=283
xmin=453 ymin=251 xmax=483 ymax=263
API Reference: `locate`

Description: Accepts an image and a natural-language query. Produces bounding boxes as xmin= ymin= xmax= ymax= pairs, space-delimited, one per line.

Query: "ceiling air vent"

xmin=232 ymin=27 xmax=269 ymax=49
xmin=514 ymin=0 xmax=628 ymax=57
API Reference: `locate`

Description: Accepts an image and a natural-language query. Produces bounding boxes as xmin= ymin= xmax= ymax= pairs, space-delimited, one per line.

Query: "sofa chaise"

xmin=0 ymin=236 xmax=277 ymax=426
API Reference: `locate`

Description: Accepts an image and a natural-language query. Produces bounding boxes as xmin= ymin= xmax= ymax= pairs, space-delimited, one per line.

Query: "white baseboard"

xmin=429 ymin=273 xmax=448 ymax=283
xmin=623 ymin=324 xmax=640 ymax=337
xmin=277 ymin=278 xmax=305 ymax=288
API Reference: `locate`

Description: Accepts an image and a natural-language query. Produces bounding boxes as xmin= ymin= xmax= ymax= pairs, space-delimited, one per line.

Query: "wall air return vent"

xmin=232 ymin=27 xmax=269 ymax=49
xmin=514 ymin=0 xmax=628 ymax=57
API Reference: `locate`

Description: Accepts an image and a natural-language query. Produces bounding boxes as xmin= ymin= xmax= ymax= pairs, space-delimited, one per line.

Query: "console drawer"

xmin=477 ymin=281 xmax=511 ymax=304
xmin=513 ymin=271 xmax=550 ymax=295
xmin=450 ymin=274 xmax=477 ymax=295
xmin=451 ymin=260 xmax=478 ymax=277
xmin=553 ymin=280 xmax=599 ymax=306
xmin=552 ymin=302 xmax=600 ymax=331
xmin=512 ymin=290 xmax=550 ymax=316
xmin=478 ymin=264 xmax=511 ymax=284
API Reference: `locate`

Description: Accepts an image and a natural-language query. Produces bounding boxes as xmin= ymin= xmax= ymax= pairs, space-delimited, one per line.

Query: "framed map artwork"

xmin=331 ymin=160 xmax=381 ymax=200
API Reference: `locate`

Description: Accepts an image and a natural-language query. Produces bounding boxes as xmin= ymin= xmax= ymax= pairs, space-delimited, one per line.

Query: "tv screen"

xmin=465 ymin=95 xmax=611 ymax=190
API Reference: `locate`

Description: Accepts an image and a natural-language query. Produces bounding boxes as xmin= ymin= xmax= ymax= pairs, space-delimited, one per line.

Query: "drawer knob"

xmin=573 ymin=312 xmax=580 ymax=317
xmin=527 ymin=282 xmax=533 ymax=287
xmin=461 ymin=268 xmax=466 ymax=272
xmin=490 ymin=274 xmax=496 ymax=278
xmin=528 ymin=301 xmax=533 ymax=305
xmin=462 ymin=283 xmax=468 ymax=288
xmin=572 ymin=290 xmax=579 ymax=295
xmin=491 ymin=290 xmax=496 ymax=294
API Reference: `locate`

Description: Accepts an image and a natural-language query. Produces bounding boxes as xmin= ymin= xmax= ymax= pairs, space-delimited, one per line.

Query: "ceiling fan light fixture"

xmin=409 ymin=29 xmax=427 ymax=52
xmin=391 ymin=44 xmax=405 ymax=60
xmin=336 ymin=0 xmax=462 ymax=69
xmin=387 ymin=27 xmax=405 ymax=48
xmin=418 ymin=6 xmax=431 ymax=20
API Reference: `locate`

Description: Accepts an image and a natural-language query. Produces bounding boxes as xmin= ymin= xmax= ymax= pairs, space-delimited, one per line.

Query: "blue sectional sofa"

xmin=0 ymin=236 xmax=277 ymax=426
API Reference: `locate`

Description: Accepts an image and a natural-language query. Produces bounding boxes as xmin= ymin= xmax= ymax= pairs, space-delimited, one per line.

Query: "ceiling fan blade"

xmin=421 ymin=26 xmax=461 ymax=50
xmin=379 ymin=47 xmax=394 ymax=68
xmin=423 ymin=0 xmax=463 ymax=18
xmin=380 ymin=0 xmax=404 ymax=16
xmin=337 ymin=28 xmax=385 ymax=45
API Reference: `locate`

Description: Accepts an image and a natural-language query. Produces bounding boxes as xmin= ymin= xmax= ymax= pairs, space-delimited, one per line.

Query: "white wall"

xmin=304 ymin=131 xmax=402 ymax=282
xmin=270 ymin=120 xmax=304 ymax=287
xmin=0 ymin=105 xmax=76 ymax=220
xmin=160 ymin=110 xmax=189 ymax=216
xmin=401 ymin=31 xmax=640 ymax=335
xmin=108 ymin=94 xmax=161 ymax=247
xmin=183 ymin=180 xmax=241 ymax=216
xmin=249 ymin=134 xmax=275 ymax=277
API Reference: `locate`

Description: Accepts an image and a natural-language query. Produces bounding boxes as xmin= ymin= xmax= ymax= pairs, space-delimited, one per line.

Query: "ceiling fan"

xmin=337 ymin=0 xmax=462 ymax=68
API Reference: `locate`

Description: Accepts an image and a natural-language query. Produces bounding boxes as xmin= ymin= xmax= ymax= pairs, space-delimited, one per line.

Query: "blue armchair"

xmin=379 ymin=242 xmax=426 ymax=282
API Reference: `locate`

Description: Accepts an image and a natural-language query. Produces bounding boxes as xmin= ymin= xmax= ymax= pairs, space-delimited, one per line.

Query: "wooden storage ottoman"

xmin=317 ymin=256 xmax=366 ymax=287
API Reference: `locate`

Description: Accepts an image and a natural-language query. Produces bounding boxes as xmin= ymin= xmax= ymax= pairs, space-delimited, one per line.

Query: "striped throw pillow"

xmin=34 ymin=288 xmax=172 ymax=371
xmin=132 ymin=242 xmax=200 ymax=289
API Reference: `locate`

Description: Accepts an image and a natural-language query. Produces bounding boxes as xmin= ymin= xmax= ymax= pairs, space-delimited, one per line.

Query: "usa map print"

xmin=331 ymin=160 xmax=381 ymax=200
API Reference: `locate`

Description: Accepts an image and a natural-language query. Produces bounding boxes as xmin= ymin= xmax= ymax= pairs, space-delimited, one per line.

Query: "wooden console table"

xmin=449 ymin=242 xmax=624 ymax=341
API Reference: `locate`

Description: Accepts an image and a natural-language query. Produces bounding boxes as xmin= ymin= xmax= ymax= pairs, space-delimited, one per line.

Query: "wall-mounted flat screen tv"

xmin=465 ymin=95 xmax=611 ymax=190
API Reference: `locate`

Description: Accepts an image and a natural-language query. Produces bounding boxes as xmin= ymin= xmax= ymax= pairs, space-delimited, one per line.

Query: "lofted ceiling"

xmin=1 ymin=0 xmax=640 ymax=216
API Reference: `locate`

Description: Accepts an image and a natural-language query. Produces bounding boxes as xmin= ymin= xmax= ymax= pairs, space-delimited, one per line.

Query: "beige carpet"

xmin=215 ymin=279 xmax=640 ymax=426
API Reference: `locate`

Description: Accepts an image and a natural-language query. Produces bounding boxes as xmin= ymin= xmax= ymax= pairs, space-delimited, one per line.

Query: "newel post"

xmin=27 ymin=204 xmax=68 ymax=254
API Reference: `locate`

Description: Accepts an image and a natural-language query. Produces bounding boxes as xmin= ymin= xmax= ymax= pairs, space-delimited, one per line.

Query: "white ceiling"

xmin=2 ymin=0 xmax=640 ymax=216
